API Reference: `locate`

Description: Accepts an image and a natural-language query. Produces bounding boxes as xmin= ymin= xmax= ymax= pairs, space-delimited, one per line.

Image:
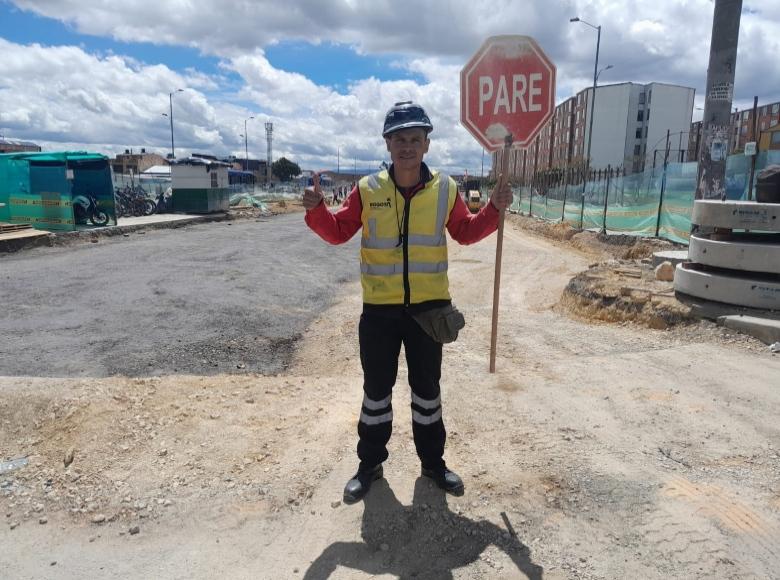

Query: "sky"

xmin=0 ymin=0 xmax=778 ymax=176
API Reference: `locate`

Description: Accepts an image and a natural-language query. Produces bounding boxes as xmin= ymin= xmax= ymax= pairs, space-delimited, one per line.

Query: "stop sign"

xmin=461 ymin=35 xmax=556 ymax=151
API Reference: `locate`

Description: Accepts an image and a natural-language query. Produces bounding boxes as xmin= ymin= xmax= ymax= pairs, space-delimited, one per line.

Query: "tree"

xmin=272 ymin=157 xmax=301 ymax=182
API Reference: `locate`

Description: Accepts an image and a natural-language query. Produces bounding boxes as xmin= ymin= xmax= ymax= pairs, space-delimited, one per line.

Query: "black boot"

xmin=343 ymin=464 xmax=383 ymax=504
xmin=421 ymin=467 xmax=464 ymax=496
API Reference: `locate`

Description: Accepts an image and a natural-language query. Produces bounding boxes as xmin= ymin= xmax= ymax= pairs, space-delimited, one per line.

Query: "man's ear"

xmin=423 ymin=137 xmax=430 ymax=154
xmin=385 ymin=137 xmax=392 ymax=152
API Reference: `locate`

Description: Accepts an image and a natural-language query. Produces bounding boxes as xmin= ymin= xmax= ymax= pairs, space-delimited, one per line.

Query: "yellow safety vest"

xmin=359 ymin=169 xmax=457 ymax=305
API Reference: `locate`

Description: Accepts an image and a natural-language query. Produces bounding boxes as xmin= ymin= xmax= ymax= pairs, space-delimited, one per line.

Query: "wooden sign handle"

xmin=489 ymin=135 xmax=512 ymax=373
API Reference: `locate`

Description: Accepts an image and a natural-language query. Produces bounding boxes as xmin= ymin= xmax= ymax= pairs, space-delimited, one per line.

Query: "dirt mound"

xmin=558 ymin=261 xmax=693 ymax=329
xmin=506 ymin=213 xmax=680 ymax=260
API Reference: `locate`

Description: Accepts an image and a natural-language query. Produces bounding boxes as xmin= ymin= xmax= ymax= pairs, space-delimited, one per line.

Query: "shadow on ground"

xmin=305 ymin=477 xmax=543 ymax=579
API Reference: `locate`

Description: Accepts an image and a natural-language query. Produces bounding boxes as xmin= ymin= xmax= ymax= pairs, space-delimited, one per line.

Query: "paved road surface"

xmin=0 ymin=214 xmax=358 ymax=377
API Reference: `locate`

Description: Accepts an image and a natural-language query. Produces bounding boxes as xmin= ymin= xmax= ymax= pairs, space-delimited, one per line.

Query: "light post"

xmin=162 ymin=89 xmax=184 ymax=159
xmin=481 ymin=148 xmax=485 ymax=185
xmin=242 ymin=116 xmax=255 ymax=172
xmin=570 ymin=16 xmax=603 ymax=223
xmin=337 ymin=146 xmax=340 ymax=176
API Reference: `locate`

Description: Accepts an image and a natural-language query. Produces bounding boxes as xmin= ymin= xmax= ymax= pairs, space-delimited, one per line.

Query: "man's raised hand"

xmin=303 ymin=172 xmax=324 ymax=211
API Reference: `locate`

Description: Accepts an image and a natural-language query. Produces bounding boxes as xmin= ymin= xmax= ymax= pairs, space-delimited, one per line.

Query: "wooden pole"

xmin=490 ymin=134 xmax=512 ymax=373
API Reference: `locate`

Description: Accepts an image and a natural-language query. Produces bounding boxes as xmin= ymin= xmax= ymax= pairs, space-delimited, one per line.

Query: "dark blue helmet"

xmin=382 ymin=101 xmax=433 ymax=137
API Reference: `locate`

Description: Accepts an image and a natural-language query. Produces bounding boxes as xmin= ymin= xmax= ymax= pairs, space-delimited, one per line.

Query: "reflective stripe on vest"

xmin=361 ymin=175 xmax=450 ymax=250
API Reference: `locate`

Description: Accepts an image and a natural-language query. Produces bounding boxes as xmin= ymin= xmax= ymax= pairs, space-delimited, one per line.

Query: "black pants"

xmin=357 ymin=307 xmax=447 ymax=471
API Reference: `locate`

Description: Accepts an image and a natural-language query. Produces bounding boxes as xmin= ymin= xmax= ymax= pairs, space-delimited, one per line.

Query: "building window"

xmin=771 ymin=119 xmax=778 ymax=128
xmin=648 ymin=90 xmax=652 ymax=104
xmin=741 ymin=126 xmax=748 ymax=134
xmin=635 ymin=128 xmax=642 ymax=139
xmin=639 ymin=93 xmax=645 ymax=105
xmin=761 ymin=106 xmax=767 ymax=115
xmin=773 ymin=104 xmax=779 ymax=114
xmin=743 ymin=111 xmax=750 ymax=120
xmin=634 ymin=145 xmax=641 ymax=156
xmin=211 ymin=171 xmax=218 ymax=188
xmin=637 ymin=110 xmax=644 ymax=122
xmin=772 ymin=132 xmax=780 ymax=145
xmin=646 ymin=109 xmax=650 ymax=121
xmin=761 ymin=122 xmax=767 ymax=131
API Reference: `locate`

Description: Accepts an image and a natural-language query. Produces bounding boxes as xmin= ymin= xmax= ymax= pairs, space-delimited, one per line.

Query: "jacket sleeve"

xmin=304 ymin=186 xmax=363 ymax=244
xmin=446 ymin=193 xmax=500 ymax=245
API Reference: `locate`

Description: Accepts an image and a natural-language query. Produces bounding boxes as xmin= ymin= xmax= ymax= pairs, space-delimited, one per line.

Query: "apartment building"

xmin=729 ymin=100 xmax=780 ymax=152
xmin=687 ymin=99 xmax=780 ymax=160
xmin=497 ymin=81 xmax=695 ymax=180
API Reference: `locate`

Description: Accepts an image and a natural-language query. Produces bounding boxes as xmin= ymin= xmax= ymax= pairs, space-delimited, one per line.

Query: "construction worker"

xmin=303 ymin=101 xmax=512 ymax=503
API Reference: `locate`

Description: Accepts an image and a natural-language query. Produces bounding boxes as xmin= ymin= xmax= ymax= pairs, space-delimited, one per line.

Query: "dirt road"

xmin=2 ymin=218 xmax=779 ymax=579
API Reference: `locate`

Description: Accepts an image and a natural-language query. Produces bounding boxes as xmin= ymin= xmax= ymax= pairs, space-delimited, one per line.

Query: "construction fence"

xmin=507 ymin=150 xmax=780 ymax=245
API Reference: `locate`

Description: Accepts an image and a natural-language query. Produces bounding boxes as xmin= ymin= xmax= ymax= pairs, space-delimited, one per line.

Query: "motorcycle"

xmin=72 ymin=194 xmax=110 ymax=227
xmin=152 ymin=187 xmax=173 ymax=214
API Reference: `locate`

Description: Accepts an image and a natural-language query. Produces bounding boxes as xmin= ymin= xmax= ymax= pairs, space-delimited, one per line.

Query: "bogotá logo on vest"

xmin=369 ymin=197 xmax=392 ymax=209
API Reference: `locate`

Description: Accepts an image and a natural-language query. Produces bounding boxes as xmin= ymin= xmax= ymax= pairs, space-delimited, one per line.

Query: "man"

xmin=303 ymin=101 xmax=512 ymax=503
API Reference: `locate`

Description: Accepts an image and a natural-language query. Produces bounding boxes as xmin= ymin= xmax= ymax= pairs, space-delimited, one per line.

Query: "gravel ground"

xmin=1 ymin=213 xmax=778 ymax=579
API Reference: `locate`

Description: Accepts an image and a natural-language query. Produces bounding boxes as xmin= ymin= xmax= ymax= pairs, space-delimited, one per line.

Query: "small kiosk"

xmin=0 ymin=151 xmax=116 ymax=231
xmin=171 ymin=157 xmax=230 ymax=213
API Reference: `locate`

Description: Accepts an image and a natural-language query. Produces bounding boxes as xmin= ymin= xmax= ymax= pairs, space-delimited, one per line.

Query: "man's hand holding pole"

xmin=303 ymin=172 xmax=324 ymax=211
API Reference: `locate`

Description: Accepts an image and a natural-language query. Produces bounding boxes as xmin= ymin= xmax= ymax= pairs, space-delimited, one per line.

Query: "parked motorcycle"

xmin=152 ymin=187 xmax=173 ymax=214
xmin=72 ymin=194 xmax=110 ymax=227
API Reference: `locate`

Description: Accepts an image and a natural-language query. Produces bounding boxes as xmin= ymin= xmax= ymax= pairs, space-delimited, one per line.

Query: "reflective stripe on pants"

xmin=357 ymin=307 xmax=446 ymax=471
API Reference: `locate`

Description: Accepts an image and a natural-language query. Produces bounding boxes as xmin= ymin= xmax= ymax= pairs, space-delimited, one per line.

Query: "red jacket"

xmin=305 ymin=179 xmax=499 ymax=246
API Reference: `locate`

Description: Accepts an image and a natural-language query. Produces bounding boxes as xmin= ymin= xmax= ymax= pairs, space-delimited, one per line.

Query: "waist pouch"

xmin=411 ymin=304 xmax=466 ymax=344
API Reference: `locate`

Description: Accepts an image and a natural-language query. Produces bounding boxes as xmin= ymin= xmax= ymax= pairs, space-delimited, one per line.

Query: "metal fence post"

xmin=601 ymin=165 xmax=612 ymax=234
xmin=655 ymin=130 xmax=671 ymax=237
xmin=580 ymin=169 xmax=587 ymax=230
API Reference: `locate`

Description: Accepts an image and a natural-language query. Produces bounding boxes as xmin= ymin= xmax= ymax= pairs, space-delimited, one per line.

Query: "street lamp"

xmin=163 ymin=89 xmax=184 ymax=159
xmin=570 ymin=16 xmax=603 ymax=188
xmin=243 ymin=116 xmax=255 ymax=172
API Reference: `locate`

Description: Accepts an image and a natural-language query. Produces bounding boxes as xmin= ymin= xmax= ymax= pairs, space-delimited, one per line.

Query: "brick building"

xmin=111 ymin=149 xmax=168 ymax=176
xmin=687 ymin=99 xmax=780 ymax=161
xmin=729 ymin=100 xmax=780 ymax=153
xmin=0 ymin=138 xmax=41 ymax=154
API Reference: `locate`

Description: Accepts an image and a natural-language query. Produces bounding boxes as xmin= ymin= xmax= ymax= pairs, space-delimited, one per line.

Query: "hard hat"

xmin=382 ymin=101 xmax=433 ymax=137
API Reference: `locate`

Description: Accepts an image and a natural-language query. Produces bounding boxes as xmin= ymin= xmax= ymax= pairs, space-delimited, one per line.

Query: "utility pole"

xmin=243 ymin=116 xmax=254 ymax=172
xmin=748 ymin=95 xmax=759 ymax=200
xmin=265 ymin=122 xmax=273 ymax=184
xmin=169 ymin=92 xmax=175 ymax=159
xmin=165 ymin=89 xmax=183 ymax=159
xmin=696 ymin=0 xmax=743 ymax=200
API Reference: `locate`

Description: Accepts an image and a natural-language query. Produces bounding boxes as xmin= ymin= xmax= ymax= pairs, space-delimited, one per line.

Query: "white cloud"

xmin=2 ymin=0 xmax=779 ymax=175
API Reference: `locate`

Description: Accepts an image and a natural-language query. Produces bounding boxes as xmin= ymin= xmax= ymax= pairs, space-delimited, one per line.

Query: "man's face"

xmin=385 ymin=128 xmax=429 ymax=171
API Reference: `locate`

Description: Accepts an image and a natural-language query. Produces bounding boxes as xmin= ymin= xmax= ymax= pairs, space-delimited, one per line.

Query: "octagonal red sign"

xmin=461 ymin=35 xmax=556 ymax=151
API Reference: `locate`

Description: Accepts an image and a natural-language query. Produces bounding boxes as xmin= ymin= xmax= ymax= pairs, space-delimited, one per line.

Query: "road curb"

xmin=0 ymin=212 xmax=237 ymax=255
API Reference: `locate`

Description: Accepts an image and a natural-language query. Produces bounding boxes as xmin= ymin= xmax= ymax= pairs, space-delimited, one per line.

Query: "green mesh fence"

xmin=507 ymin=150 xmax=780 ymax=245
